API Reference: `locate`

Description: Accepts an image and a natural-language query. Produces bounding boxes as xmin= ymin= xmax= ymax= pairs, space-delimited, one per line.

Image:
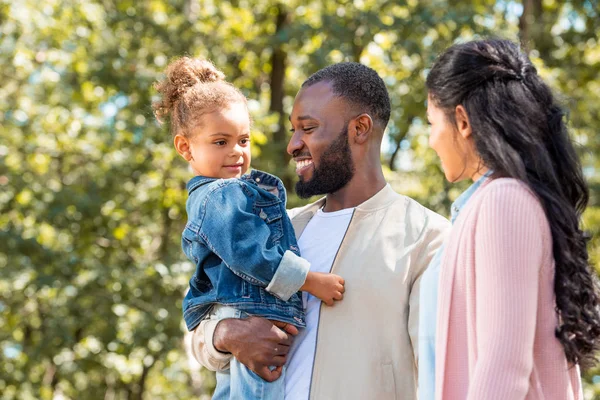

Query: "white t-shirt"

xmin=285 ymin=207 xmax=354 ymax=400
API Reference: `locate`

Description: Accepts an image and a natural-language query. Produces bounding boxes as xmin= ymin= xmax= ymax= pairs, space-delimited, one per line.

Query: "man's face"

xmin=287 ymin=81 xmax=355 ymax=198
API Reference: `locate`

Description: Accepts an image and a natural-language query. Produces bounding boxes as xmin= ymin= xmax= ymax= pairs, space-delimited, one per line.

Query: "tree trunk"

xmin=388 ymin=116 xmax=414 ymax=171
xmin=269 ymin=4 xmax=292 ymax=189
xmin=519 ymin=0 xmax=542 ymax=51
xmin=352 ymin=42 xmax=364 ymax=62
xmin=131 ymin=363 xmax=152 ymax=400
xmin=158 ymin=164 xmax=173 ymax=262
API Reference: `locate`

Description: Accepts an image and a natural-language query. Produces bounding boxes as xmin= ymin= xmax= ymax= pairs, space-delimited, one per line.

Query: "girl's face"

xmin=427 ymin=94 xmax=480 ymax=183
xmin=176 ymin=101 xmax=251 ymax=179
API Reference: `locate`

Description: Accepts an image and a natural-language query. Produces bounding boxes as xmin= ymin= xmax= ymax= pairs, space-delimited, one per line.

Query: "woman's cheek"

xmin=428 ymin=130 xmax=437 ymax=149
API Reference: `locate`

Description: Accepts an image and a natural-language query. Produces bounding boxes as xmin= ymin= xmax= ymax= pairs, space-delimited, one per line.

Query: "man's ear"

xmin=353 ymin=113 xmax=374 ymax=145
xmin=174 ymin=134 xmax=192 ymax=161
xmin=455 ymin=105 xmax=472 ymax=139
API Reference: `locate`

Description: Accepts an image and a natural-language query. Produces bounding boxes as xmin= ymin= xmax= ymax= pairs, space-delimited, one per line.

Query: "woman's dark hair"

xmin=426 ymin=39 xmax=600 ymax=369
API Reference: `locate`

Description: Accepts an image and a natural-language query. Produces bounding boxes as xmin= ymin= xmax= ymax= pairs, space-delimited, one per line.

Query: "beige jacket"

xmin=191 ymin=184 xmax=449 ymax=399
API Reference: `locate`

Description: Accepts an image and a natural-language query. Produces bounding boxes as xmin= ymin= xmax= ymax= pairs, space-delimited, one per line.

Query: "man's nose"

xmin=287 ymin=131 xmax=303 ymax=156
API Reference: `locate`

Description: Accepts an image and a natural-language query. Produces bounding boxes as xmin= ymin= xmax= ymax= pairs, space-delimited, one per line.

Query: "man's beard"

xmin=295 ymin=125 xmax=355 ymax=199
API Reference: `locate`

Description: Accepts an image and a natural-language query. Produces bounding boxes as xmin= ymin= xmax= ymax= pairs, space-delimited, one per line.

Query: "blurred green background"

xmin=1 ymin=0 xmax=599 ymax=398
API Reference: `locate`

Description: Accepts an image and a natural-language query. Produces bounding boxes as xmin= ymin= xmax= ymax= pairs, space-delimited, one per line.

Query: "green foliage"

xmin=1 ymin=0 xmax=598 ymax=398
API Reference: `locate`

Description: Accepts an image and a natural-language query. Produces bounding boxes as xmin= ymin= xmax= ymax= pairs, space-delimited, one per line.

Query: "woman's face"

xmin=427 ymin=95 xmax=476 ymax=183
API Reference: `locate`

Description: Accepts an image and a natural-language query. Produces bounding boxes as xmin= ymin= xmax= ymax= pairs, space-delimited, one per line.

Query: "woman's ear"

xmin=174 ymin=134 xmax=193 ymax=161
xmin=455 ymin=105 xmax=472 ymax=139
xmin=353 ymin=113 xmax=374 ymax=145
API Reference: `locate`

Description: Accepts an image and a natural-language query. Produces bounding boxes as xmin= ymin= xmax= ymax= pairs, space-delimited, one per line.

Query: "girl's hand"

xmin=300 ymin=271 xmax=345 ymax=306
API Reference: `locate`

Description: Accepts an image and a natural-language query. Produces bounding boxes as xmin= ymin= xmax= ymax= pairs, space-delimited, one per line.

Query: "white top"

xmin=285 ymin=207 xmax=354 ymax=400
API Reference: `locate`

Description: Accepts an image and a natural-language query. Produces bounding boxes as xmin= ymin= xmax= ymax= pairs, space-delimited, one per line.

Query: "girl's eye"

xmin=215 ymin=140 xmax=226 ymax=146
xmin=240 ymin=138 xmax=250 ymax=145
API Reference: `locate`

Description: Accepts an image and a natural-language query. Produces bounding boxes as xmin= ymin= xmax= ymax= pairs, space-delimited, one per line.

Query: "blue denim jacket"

xmin=181 ymin=170 xmax=309 ymax=331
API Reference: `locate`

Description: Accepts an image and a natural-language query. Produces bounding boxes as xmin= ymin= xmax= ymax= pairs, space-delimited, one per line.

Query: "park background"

xmin=1 ymin=0 xmax=599 ymax=398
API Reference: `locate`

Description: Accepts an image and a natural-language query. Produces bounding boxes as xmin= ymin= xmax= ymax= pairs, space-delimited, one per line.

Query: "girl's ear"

xmin=174 ymin=134 xmax=193 ymax=161
xmin=455 ymin=105 xmax=472 ymax=139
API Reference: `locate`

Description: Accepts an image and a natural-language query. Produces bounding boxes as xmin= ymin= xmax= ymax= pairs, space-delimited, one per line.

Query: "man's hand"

xmin=301 ymin=271 xmax=345 ymax=306
xmin=213 ymin=316 xmax=298 ymax=382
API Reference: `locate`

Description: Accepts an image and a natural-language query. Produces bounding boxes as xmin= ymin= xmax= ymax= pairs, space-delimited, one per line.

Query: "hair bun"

xmin=153 ymin=57 xmax=225 ymax=123
xmin=171 ymin=57 xmax=225 ymax=84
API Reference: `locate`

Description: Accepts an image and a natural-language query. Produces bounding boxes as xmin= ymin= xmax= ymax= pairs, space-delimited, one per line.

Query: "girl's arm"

xmin=196 ymin=181 xmax=309 ymax=301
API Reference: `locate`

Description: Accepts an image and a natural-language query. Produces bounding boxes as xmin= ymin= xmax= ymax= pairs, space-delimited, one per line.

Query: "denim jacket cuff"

xmin=266 ymin=250 xmax=310 ymax=301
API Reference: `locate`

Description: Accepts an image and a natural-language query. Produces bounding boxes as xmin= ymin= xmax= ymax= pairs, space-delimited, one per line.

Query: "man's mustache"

xmin=292 ymin=151 xmax=311 ymax=158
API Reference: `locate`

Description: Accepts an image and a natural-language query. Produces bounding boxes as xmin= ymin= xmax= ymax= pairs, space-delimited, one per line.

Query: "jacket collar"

xmin=186 ymin=169 xmax=285 ymax=196
xmin=291 ymin=184 xmax=395 ymax=240
xmin=450 ymin=170 xmax=493 ymax=223
xmin=186 ymin=175 xmax=216 ymax=194
xmin=241 ymin=169 xmax=283 ymax=190
xmin=354 ymin=184 xmax=397 ymax=213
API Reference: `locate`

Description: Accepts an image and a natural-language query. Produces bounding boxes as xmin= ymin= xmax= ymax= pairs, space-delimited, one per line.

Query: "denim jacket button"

xmin=255 ymin=177 xmax=261 ymax=183
xmin=259 ymin=209 xmax=268 ymax=220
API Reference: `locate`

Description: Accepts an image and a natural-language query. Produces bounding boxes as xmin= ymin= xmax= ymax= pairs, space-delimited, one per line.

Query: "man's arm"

xmin=191 ymin=316 xmax=299 ymax=381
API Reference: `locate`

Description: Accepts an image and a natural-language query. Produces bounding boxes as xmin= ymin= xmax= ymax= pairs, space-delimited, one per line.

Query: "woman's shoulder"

xmin=472 ymin=177 xmax=550 ymax=236
xmin=476 ymin=177 xmax=541 ymax=209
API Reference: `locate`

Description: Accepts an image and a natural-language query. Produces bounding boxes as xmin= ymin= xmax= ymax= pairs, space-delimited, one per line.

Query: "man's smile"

xmin=295 ymin=158 xmax=314 ymax=175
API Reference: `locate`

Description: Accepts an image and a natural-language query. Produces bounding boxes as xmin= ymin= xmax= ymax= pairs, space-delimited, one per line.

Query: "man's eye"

xmin=303 ymin=127 xmax=315 ymax=132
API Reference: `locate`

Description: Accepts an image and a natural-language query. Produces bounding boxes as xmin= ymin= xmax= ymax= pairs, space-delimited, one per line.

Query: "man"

xmin=190 ymin=62 xmax=449 ymax=399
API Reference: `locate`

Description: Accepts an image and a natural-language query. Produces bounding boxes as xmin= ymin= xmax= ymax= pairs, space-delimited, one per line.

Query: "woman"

xmin=425 ymin=39 xmax=600 ymax=399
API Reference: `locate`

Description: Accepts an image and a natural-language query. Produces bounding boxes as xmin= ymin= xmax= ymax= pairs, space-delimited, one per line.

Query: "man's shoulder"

xmin=385 ymin=192 xmax=450 ymax=239
xmin=406 ymin=196 xmax=449 ymax=228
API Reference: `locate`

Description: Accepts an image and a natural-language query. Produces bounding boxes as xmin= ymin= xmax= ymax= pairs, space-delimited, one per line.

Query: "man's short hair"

xmin=302 ymin=62 xmax=391 ymax=129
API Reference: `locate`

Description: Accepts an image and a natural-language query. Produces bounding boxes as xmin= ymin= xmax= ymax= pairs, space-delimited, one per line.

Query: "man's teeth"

xmin=297 ymin=160 xmax=313 ymax=169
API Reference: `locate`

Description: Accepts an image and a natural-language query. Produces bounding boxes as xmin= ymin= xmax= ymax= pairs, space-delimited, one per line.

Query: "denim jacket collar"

xmin=450 ymin=170 xmax=493 ymax=223
xmin=186 ymin=170 xmax=286 ymax=200
xmin=186 ymin=175 xmax=216 ymax=194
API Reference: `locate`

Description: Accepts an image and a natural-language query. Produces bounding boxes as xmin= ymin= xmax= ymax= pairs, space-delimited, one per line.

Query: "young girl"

xmin=153 ymin=57 xmax=345 ymax=399
xmin=424 ymin=39 xmax=600 ymax=399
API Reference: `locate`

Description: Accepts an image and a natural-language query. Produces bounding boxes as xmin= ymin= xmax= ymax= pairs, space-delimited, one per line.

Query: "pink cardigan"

xmin=435 ymin=178 xmax=583 ymax=400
